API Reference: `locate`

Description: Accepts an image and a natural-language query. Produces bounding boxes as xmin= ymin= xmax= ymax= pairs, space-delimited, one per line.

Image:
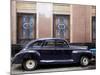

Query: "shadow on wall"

xmin=11 ymin=44 xmax=24 ymax=57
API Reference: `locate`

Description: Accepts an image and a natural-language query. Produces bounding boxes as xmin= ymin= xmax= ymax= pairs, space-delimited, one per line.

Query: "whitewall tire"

xmin=80 ymin=56 xmax=89 ymax=66
xmin=22 ymin=59 xmax=37 ymax=71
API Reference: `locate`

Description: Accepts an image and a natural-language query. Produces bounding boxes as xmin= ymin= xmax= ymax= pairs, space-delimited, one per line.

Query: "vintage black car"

xmin=12 ymin=38 xmax=94 ymax=71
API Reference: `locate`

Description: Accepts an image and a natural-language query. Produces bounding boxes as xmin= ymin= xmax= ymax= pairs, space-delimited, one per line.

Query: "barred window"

xmin=53 ymin=15 xmax=70 ymax=42
xmin=17 ymin=13 xmax=36 ymax=44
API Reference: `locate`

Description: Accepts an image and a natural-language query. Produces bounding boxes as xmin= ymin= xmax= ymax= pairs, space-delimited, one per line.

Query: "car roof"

xmin=36 ymin=38 xmax=65 ymax=41
xmin=29 ymin=38 xmax=65 ymax=43
xmin=26 ymin=38 xmax=69 ymax=47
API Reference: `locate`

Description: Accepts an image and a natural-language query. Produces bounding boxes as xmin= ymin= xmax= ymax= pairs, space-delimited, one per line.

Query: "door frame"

xmin=17 ymin=13 xmax=36 ymax=44
xmin=53 ymin=14 xmax=70 ymax=42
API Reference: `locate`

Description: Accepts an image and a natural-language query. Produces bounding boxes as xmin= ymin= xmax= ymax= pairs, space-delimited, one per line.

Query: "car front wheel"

xmin=22 ymin=59 xmax=37 ymax=71
xmin=80 ymin=56 xmax=89 ymax=66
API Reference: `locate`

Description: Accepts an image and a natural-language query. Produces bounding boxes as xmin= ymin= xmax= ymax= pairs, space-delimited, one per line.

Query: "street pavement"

xmin=11 ymin=63 xmax=96 ymax=75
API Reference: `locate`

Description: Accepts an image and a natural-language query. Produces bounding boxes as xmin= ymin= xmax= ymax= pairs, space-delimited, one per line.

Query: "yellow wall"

xmin=53 ymin=4 xmax=70 ymax=14
xmin=16 ymin=2 xmax=36 ymax=10
xmin=16 ymin=2 xmax=36 ymax=13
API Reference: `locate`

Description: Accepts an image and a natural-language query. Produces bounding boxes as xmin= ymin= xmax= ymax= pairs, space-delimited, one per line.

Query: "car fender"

xmin=72 ymin=50 xmax=92 ymax=62
xmin=12 ymin=50 xmax=40 ymax=64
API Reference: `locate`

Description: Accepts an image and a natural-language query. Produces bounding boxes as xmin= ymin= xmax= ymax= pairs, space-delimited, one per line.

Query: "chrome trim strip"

xmin=40 ymin=59 xmax=74 ymax=63
xmin=72 ymin=50 xmax=91 ymax=53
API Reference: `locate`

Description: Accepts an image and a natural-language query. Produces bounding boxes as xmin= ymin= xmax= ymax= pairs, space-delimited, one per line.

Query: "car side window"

xmin=43 ymin=40 xmax=55 ymax=47
xmin=56 ymin=40 xmax=69 ymax=48
xmin=28 ymin=40 xmax=43 ymax=48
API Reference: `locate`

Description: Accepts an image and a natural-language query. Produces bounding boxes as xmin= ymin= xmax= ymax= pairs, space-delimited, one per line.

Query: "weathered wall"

xmin=11 ymin=0 xmax=96 ymax=44
xmin=70 ymin=5 xmax=92 ymax=43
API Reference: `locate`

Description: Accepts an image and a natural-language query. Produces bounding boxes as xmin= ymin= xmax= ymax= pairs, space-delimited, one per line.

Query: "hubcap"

xmin=26 ymin=60 xmax=35 ymax=69
xmin=82 ymin=57 xmax=89 ymax=66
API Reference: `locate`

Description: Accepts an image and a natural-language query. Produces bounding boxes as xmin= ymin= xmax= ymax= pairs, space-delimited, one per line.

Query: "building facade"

xmin=11 ymin=0 xmax=96 ymax=45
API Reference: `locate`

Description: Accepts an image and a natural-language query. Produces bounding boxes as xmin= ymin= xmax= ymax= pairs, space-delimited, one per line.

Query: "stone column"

xmin=36 ymin=2 xmax=53 ymax=38
xmin=11 ymin=0 xmax=17 ymax=44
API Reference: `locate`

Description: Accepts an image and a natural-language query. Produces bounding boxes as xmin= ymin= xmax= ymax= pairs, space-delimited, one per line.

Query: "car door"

xmin=55 ymin=39 xmax=73 ymax=61
xmin=39 ymin=39 xmax=63 ymax=61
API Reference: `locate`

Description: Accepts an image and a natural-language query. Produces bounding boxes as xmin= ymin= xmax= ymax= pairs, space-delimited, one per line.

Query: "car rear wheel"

xmin=22 ymin=59 xmax=37 ymax=71
xmin=80 ymin=56 xmax=89 ymax=66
